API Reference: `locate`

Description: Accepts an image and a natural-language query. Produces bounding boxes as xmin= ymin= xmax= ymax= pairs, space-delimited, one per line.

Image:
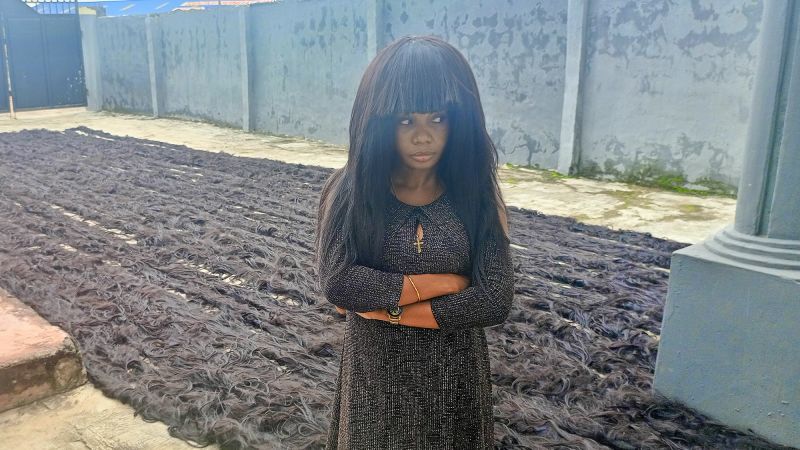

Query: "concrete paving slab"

xmin=0 ymin=384 xmax=209 ymax=450
xmin=0 ymin=288 xmax=86 ymax=413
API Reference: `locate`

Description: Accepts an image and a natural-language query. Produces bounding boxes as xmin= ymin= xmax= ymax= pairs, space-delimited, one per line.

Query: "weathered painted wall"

xmin=81 ymin=0 xmax=766 ymax=189
xmin=579 ymin=0 xmax=763 ymax=187
xmin=383 ymin=0 xmax=567 ymax=169
xmin=249 ymin=0 xmax=371 ymax=143
xmin=95 ymin=16 xmax=151 ymax=114
xmin=157 ymin=10 xmax=243 ymax=127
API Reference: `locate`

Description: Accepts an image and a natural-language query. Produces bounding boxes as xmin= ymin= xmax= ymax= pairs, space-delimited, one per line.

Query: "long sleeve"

xmin=429 ymin=232 xmax=515 ymax=332
xmin=316 ymin=229 xmax=405 ymax=313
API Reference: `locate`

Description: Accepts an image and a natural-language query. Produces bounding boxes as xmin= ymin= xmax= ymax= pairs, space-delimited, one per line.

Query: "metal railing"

xmin=24 ymin=0 xmax=79 ymax=15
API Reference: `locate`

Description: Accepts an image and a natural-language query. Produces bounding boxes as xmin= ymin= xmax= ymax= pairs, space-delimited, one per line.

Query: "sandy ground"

xmin=0 ymin=107 xmax=738 ymax=449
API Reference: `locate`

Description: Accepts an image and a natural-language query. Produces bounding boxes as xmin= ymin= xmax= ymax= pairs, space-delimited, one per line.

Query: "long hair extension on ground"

xmin=0 ymin=128 xmax=788 ymax=449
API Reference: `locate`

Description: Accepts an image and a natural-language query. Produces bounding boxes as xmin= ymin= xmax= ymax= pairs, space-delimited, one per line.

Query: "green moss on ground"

xmin=502 ymin=163 xmax=569 ymax=185
xmin=574 ymin=160 xmax=737 ymax=198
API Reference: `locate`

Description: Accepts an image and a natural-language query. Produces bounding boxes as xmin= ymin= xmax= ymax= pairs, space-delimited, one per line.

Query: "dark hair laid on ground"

xmin=0 ymin=127 xmax=785 ymax=449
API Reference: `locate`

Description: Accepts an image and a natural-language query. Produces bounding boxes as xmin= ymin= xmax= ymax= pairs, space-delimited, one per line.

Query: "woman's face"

xmin=394 ymin=111 xmax=448 ymax=171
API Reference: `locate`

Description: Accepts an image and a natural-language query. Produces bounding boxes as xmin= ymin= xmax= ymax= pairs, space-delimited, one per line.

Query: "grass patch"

xmin=502 ymin=163 xmax=570 ymax=184
xmin=576 ymin=160 xmax=736 ymax=198
xmin=678 ymin=204 xmax=703 ymax=214
xmin=500 ymin=160 xmax=736 ymax=198
xmin=501 ymin=174 xmax=521 ymax=186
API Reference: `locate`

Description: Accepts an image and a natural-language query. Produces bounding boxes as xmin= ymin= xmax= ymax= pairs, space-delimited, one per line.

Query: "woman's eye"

xmin=399 ymin=118 xmax=411 ymax=125
xmin=432 ymin=116 xmax=442 ymax=123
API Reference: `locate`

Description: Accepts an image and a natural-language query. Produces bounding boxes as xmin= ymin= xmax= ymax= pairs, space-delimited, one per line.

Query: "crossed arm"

xmin=318 ymin=235 xmax=515 ymax=332
xmin=336 ymin=273 xmax=467 ymax=329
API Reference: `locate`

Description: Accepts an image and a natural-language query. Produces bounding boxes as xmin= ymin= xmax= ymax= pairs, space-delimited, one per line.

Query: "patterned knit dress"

xmin=318 ymin=191 xmax=515 ymax=450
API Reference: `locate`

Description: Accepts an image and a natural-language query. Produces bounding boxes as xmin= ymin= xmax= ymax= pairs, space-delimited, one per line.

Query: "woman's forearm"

xmin=397 ymin=273 xmax=462 ymax=306
xmin=352 ymin=300 xmax=440 ymax=329
xmin=336 ymin=273 xmax=466 ymax=322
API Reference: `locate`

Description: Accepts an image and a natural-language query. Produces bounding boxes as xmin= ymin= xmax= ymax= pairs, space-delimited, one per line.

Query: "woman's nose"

xmin=412 ymin=128 xmax=433 ymax=145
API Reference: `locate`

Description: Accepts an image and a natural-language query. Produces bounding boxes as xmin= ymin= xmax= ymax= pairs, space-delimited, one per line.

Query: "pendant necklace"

xmin=390 ymin=181 xmax=425 ymax=254
xmin=413 ymin=216 xmax=424 ymax=254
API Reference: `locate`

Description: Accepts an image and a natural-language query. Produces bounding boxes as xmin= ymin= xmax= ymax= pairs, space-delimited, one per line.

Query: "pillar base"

xmin=654 ymin=229 xmax=800 ymax=448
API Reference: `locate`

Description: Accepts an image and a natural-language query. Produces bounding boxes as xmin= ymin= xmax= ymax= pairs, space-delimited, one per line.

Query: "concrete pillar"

xmin=733 ymin=2 xmax=800 ymax=241
xmin=78 ymin=15 xmax=102 ymax=111
xmin=145 ymin=15 xmax=164 ymax=118
xmin=556 ymin=0 xmax=589 ymax=175
xmin=239 ymin=7 xmax=253 ymax=132
xmin=366 ymin=0 xmax=384 ymax=60
xmin=654 ymin=1 xmax=800 ymax=447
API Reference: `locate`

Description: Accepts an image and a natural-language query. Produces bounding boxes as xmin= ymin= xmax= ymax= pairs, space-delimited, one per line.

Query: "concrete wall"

xmin=383 ymin=0 xmax=567 ymax=169
xmin=80 ymin=0 xmax=766 ymax=190
xmin=578 ymin=0 xmax=763 ymax=187
xmin=250 ymin=0 xmax=371 ymax=143
xmin=95 ymin=16 xmax=151 ymax=113
xmin=157 ymin=9 xmax=243 ymax=127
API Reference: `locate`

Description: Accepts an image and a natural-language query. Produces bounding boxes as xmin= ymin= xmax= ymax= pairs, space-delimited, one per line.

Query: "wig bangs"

xmin=371 ymin=39 xmax=471 ymax=118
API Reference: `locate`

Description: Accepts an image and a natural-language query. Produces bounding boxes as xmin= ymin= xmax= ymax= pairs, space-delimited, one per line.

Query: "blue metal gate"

xmin=0 ymin=0 xmax=86 ymax=112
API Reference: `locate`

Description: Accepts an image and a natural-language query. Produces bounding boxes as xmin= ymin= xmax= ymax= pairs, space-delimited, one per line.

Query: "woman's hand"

xmin=334 ymin=306 xmax=386 ymax=321
xmin=355 ymin=309 xmax=388 ymax=321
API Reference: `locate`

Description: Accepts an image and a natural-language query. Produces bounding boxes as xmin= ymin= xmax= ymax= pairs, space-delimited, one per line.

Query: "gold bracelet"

xmin=406 ymin=274 xmax=421 ymax=303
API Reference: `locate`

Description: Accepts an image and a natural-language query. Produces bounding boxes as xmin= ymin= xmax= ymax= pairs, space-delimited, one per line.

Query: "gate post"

xmin=0 ymin=15 xmax=15 ymax=118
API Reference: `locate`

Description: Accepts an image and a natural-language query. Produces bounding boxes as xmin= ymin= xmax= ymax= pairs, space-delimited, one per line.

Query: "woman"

xmin=314 ymin=35 xmax=515 ymax=449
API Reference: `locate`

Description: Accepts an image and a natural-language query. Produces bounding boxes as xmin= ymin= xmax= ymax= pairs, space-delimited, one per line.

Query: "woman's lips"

xmin=410 ymin=153 xmax=434 ymax=162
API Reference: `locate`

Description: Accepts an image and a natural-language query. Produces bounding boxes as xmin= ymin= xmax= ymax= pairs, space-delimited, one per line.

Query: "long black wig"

xmin=315 ymin=35 xmax=508 ymax=285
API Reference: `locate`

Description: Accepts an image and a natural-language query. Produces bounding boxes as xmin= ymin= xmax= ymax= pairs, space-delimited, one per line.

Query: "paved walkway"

xmin=0 ymin=107 xmax=738 ymax=449
xmin=0 ymin=382 xmax=200 ymax=450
